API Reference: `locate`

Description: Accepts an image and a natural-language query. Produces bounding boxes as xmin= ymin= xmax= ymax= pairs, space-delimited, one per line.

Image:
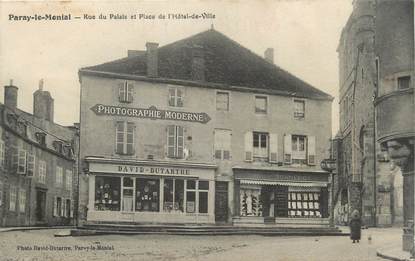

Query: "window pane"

xmin=174 ymin=179 xmax=184 ymax=212
xmin=163 ymin=179 xmax=174 ymax=212
xmin=123 ymin=177 xmax=134 ymax=187
xmin=255 ymin=97 xmax=267 ymax=113
xmin=260 ymin=134 xmax=267 ymax=148
xmin=187 ymin=180 xmax=196 ymax=190
xmin=198 ymin=181 xmax=209 ymax=190
xmin=199 ymin=192 xmax=208 ymax=213
xmin=253 ymin=133 xmax=259 ymax=147
xmin=136 ymin=178 xmax=159 ymax=212
xmin=186 ymin=191 xmax=196 ymax=213
xmin=94 ymin=176 xmax=121 ymax=211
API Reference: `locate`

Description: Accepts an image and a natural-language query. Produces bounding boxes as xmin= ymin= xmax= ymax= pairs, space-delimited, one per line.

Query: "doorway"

xmin=35 ymin=189 xmax=46 ymax=222
xmin=215 ymin=182 xmax=228 ymax=223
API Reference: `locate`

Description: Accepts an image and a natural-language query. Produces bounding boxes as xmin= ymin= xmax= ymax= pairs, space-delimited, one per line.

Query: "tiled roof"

xmin=81 ymin=29 xmax=332 ymax=100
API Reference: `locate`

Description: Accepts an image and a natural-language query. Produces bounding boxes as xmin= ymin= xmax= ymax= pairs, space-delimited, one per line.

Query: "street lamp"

xmin=321 ymin=158 xmax=337 ymax=228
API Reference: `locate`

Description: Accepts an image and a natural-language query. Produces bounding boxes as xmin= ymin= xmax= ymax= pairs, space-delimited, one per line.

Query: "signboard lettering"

xmin=91 ymin=104 xmax=211 ymax=124
xmin=117 ymin=165 xmax=191 ymax=176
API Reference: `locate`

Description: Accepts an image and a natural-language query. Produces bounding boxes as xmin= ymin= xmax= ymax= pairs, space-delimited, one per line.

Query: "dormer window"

xmin=52 ymin=140 xmax=64 ymax=154
xmin=35 ymin=132 xmax=46 ymax=146
xmin=17 ymin=121 xmax=27 ymax=137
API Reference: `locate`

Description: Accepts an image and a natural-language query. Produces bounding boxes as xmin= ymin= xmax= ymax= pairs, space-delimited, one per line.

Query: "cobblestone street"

xmin=0 ymin=227 xmax=402 ymax=261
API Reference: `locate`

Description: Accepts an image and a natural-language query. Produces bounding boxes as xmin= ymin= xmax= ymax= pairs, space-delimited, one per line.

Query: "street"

xmin=0 ymin=227 xmax=402 ymax=261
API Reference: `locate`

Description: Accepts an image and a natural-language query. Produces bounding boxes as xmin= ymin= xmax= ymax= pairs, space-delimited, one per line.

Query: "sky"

xmin=0 ymin=0 xmax=353 ymax=135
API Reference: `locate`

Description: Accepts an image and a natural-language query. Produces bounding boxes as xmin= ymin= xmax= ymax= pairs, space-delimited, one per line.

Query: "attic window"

xmin=398 ymin=76 xmax=410 ymax=90
xmin=52 ymin=140 xmax=64 ymax=154
xmin=17 ymin=121 xmax=28 ymax=137
xmin=35 ymin=132 xmax=46 ymax=146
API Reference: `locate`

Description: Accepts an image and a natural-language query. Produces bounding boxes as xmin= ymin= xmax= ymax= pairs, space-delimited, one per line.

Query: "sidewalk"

xmin=0 ymin=226 xmax=74 ymax=233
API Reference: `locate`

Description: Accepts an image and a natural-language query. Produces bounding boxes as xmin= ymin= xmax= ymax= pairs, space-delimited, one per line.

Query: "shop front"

xmin=85 ymin=157 xmax=216 ymax=224
xmin=233 ymin=167 xmax=330 ymax=227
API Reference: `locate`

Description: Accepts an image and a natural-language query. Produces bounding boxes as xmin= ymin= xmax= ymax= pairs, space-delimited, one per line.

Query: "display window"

xmin=95 ymin=176 xmax=121 ymax=211
xmin=198 ymin=181 xmax=209 ymax=213
xmin=240 ymin=186 xmax=262 ymax=217
xmin=163 ymin=178 xmax=184 ymax=212
xmin=288 ymin=191 xmax=321 ymax=217
xmin=136 ymin=178 xmax=159 ymax=212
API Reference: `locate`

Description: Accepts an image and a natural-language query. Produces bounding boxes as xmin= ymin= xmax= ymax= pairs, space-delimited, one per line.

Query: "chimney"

xmin=191 ymin=45 xmax=205 ymax=81
xmin=33 ymin=79 xmax=54 ymax=122
xmin=264 ymin=48 xmax=274 ymax=64
xmin=146 ymin=42 xmax=159 ymax=78
xmin=4 ymin=79 xmax=18 ymax=109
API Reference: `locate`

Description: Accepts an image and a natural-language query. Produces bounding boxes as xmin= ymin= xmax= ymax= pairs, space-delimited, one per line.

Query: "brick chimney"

xmin=191 ymin=45 xmax=205 ymax=81
xmin=33 ymin=79 xmax=54 ymax=122
xmin=4 ymin=79 xmax=18 ymax=109
xmin=264 ymin=48 xmax=274 ymax=64
xmin=146 ymin=42 xmax=159 ymax=78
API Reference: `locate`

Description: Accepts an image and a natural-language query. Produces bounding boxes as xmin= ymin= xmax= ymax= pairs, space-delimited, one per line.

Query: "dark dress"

xmin=349 ymin=218 xmax=361 ymax=240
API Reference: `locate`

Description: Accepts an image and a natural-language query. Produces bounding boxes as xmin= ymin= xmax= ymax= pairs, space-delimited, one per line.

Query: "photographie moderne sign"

xmin=91 ymin=104 xmax=211 ymax=124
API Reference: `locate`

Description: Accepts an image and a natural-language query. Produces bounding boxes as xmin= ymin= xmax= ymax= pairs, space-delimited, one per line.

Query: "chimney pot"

xmin=264 ymin=48 xmax=274 ymax=64
xmin=33 ymin=88 xmax=54 ymax=122
xmin=4 ymin=83 xmax=18 ymax=109
xmin=146 ymin=42 xmax=159 ymax=78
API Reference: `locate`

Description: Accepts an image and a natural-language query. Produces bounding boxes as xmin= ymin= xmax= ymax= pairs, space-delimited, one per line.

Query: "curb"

xmin=0 ymin=226 xmax=75 ymax=233
xmin=376 ymin=248 xmax=412 ymax=261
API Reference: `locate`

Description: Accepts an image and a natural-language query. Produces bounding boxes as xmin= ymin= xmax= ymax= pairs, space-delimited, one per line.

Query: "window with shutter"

xmin=53 ymin=197 xmax=57 ymax=217
xmin=167 ymin=125 xmax=185 ymax=158
xmin=292 ymin=135 xmax=307 ymax=165
xmin=27 ymin=153 xmax=35 ymax=177
xmin=38 ymin=161 xmax=46 ymax=184
xmin=284 ymin=134 xmax=292 ymax=164
xmin=294 ymin=99 xmax=305 ymax=119
xmin=66 ymin=170 xmax=72 ymax=191
xmin=56 ymin=167 xmax=63 ymax=187
xmin=115 ymin=121 xmax=135 ymax=155
xmin=253 ymin=132 xmax=269 ymax=159
xmin=17 ymin=149 xmax=27 ymax=174
xmin=0 ymin=141 xmax=4 ymax=168
xmin=269 ymin=133 xmax=278 ymax=163
xmin=216 ymin=92 xmax=230 ymax=111
xmin=168 ymin=87 xmax=184 ymax=107
xmin=19 ymin=189 xmax=26 ymax=213
xmin=214 ymin=129 xmax=231 ymax=160
xmin=307 ymin=136 xmax=316 ymax=165
xmin=118 ymin=81 xmax=134 ymax=103
xmin=244 ymin=131 xmax=253 ymax=161
xmin=9 ymin=186 xmax=16 ymax=211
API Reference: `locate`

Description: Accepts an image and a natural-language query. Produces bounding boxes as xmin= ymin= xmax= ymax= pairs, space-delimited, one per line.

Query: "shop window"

xmin=163 ymin=179 xmax=184 ymax=212
xmin=214 ymin=129 xmax=231 ymax=160
xmin=136 ymin=178 xmax=159 ymax=212
xmin=255 ymin=96 xmax=267 ymax=114
xmin=253 ymin=132 xmax=268 ymax=159
xmin=9 ymin=185 xmax=16 ymax=211
xmin=122 ymin=177 xmax=134 ymax=211
xmin=288 ymin=191 xmax=321 ymax=217
xmin=56 ymin=166 xmax=63 ymax=187
xmin=168 ymin=87 xmax=184 ymax=107
xmin=38 ymin=160 xmax=46 ymax=184
xmin=216 ymin=92 xmax=229 ymax=111
xmin=294 ymin=99 xmax=305 ymax=119
xmin=19 ymin=189 xmax=26 ymax=213
xmin=66 ymin=170 xmax=72 ymax=191
xmin=94 ymin=176 xmax=121 ymax=211
xmin=397 ymin=76 xmax=410 ymax=90
xmin=116 ymin=121 xmax=135 ymax=155
xmin=240 ymin=186 xmax=262 ymax=217
xmin=118 ymin=81 xmax=134 ymax=103
xmin=167 ymin=125 xmax=184 ymax=159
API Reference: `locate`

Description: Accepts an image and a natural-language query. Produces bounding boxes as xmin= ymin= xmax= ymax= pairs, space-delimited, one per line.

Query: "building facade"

xmin=0 ymin=81 xmax=78 ymax=226
xmin=336 ymin=0 xmax=408 ymax=227
xmin=78 ymin=29 xmax=333 ymax=226
xmin=373 ymin=0 xmax=414 ymax=252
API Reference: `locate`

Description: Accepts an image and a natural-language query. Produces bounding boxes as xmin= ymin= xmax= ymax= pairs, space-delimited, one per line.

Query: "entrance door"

xmin=36 ymin=190 xmax=46 ymax=222
xmin=215 ymin=182 xmax=228 ymax=223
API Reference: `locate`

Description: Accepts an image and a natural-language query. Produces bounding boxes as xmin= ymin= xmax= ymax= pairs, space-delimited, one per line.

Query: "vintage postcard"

xmin=0 ymin=0 xmax=413 ymax=260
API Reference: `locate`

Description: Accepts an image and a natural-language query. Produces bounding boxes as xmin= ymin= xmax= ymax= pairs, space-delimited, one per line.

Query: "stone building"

xmin=77 ymin=29 xmax=334 ymax=227
xmin=373 ymin=0 xmax=414 ymax=252
xmin=335 ymin=0 xmax=410 ymax=228
xmin=0 ymin=81 xmax=78 ymax=226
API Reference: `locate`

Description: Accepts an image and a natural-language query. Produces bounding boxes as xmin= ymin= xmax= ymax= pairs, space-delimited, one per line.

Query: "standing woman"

xmin=350 ymin=209 xmax=362 ymax=243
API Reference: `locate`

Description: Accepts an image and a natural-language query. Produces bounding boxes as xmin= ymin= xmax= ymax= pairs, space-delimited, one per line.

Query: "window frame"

xmin=397 ymin=75 xmax=411 ymax=90
xmin=291 ymin=135 xmax=307 ymax=164
xmin=38 ymin=160 xmax=46 ymax=184
xmin=168 ymin=87 xmax=184 ymax=107
xmin=214 ymin=129 xmax=231 ymax=160
xmin=118 ymin=80 xmax=134 ymax=103
xmin=215 ymin=91 xmax=230 ymax=111
xmin=115 ymin=121 xmax=135 ymax=155
xmin=19 ymin=189 xmax=26 ymax=213
xmin=9 ymin=185 xmax=17 ymax=212
xmin=167 ymin=125 xmax=185 ymax=159
xmin=293 ymin=99 xmax=305 ymax=120
xmin=253 ymin=132 xmax=269 ymax=159
xmin=254 ymin=95 xmax=268 ymax=114
xmin=56 ymin=166 xmax=63 ymax=187
xmin=65 ymin=169 xmax=72 ymax=191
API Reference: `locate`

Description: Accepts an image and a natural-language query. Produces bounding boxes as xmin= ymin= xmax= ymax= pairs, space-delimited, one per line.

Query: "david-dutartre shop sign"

xmin=91 ymin=104 xmax=211 ymax=124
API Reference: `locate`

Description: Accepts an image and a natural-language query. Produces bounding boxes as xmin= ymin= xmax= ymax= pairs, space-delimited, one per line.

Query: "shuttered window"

xmin=307 ymin=136 xmax=316 ymax=165
xmin=294 ymin=99 xmax=305 ymax=119
xmin=27 ymin=153 xmax=35 ymax=177
xmin=56 ymin=167 xmax=63 ymax=187
xmin=269 ymin=133 xmax=278 ymax=163
xmin=118 ymin=81 xmax=134 ymax=103
xmin=19 ymin=189 xmax=26 ymax=213
xmin=38 ymin=161 xmax=46 ymax=184
xmin=253 ymin=132 xmax=268 ymax=159
xmin=0 ymin=141 xmax=5 ymax=168
xmin=66 ymin=170 xmax=73 ymax=191
xmin=17 ymin=149 xmax=27 ymax=175
xmin=116 ymin=121 xmax=135 ymax=155
xmin=167 ymin=125 xmax=184 ymax=158
xmin=284 ymin=134 xmax=292 ymax=164
xmin=244 ymin=131 xmax=253 ymax=162
xmin=9 ymin=185 xmax=16 ymax=211
xmin=214 ymin=129 xmax=231 ymax=160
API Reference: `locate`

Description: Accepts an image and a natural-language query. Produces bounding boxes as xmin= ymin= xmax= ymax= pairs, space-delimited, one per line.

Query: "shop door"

xmin=215 ymin=182 xmax=228 ymax=223
xmin=36 ymin=190 xmax=46 ymax=222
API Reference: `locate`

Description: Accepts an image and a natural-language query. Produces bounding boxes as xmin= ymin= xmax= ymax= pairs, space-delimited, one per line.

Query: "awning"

xmin=239 ymin=179 xmax=327 ymax=187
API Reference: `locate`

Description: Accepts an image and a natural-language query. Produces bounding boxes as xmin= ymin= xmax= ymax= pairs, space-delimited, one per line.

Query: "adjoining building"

xmin=78 ymin=29 xmax=333 ymax=227
xmin=0 ymin=80 xmax=78 ymax=226
xmin=337 ymin=0 xmax=414 ymax=252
